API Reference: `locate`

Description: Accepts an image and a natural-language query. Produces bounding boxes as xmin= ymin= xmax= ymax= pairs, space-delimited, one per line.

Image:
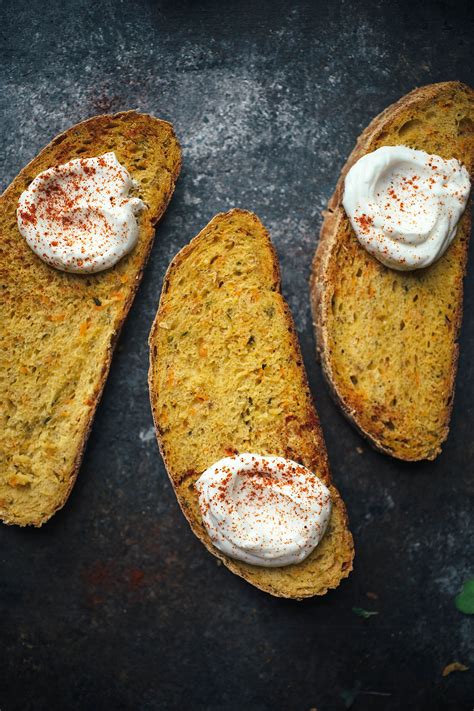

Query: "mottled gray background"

xmin=1 ymin=1 xmax=473 ymax=709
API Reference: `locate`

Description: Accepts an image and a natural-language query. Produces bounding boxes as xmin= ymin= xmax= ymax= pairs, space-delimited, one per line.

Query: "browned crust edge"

xmin=149 ymin=209 xmax=354 ymax=598
xmin=2 ymin=111 xmax=182 ymax=526
xmin=310 ymin=81 xmax=474 ymax=462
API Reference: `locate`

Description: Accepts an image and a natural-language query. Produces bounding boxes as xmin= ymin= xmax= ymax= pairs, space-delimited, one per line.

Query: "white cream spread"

xmin=17 ymin=152 xmax=145 ymax=273
xmin=343 ymin=145 xmax=470 ymax=270
xmin=195 ymin=454 xmax=332 ymax=567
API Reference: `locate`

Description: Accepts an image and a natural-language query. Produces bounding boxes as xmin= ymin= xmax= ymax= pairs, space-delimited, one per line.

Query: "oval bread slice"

xmin=1 ymin=111 xmax=181 ymax=525
xmin=149 ymin=209 xmax=354 ymax=598
xmin=311 ymin=82 xmax=474 ymax=461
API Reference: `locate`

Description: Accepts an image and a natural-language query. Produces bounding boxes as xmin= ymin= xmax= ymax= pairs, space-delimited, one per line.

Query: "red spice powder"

xmin=354 ymin=213 xmax=374 ymax=233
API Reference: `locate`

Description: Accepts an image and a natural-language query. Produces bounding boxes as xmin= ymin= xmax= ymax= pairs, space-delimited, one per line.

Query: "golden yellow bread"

xmin=1 ymin=111 xmax=181 ymax=525
xmin=311 ymin=82 xmax=474 ymax=461
xmin=149 ymin=209 xmax=354 ymax=598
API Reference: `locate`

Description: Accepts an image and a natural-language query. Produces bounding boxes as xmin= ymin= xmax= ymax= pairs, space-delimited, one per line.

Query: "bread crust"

xmin=310 ymin=82 xmax=474 ymax=461
xmin=149 ymin=210 xmax=354 ymax=598
xmin=1 ymin=111 xmax=181 ymax=525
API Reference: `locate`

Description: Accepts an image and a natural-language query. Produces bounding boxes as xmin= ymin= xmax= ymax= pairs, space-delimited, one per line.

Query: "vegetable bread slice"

xmin=1 ymin=112 xmax=181 ymax=525
xmin=311 ymin=82 xmax=474 ymax=461
xmin=149 ymin=209 xmax=354 ymax=598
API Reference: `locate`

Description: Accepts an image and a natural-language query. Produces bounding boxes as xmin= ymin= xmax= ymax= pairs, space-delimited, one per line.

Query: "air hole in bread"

xmin=398 ymin=119 xmax=423 ymax=137
xmin=458 ymin=117 xmax=474 ymax=135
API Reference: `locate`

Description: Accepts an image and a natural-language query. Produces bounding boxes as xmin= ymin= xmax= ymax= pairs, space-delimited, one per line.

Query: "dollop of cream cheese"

xmin=194 ymin=454 xmax=332 ymax=567
xmin=343 ymin=145 xmax=470 ymax=270
xmin=17 ymin=152 xmax=145 ymax=273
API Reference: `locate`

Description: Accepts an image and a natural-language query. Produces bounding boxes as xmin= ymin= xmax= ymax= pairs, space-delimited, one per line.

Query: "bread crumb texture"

xmin=149 ymin=210 xmax=354 ymax=598
xmin=1 ymin=112 xmax=181 ymax=525
xmin=312 ymin=82 xmax=474 ymax=461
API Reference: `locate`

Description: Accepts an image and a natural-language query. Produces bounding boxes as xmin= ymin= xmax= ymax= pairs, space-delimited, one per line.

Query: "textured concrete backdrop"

xmin=1 ymin=1 xmax=473 ymax=709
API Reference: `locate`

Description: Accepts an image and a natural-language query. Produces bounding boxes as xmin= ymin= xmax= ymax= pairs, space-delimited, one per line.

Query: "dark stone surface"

xmin=1 ymin=0 xmax=473 ymax=709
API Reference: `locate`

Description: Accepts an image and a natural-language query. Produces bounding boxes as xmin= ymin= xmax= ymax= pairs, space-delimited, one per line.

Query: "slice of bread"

xmin=149 ymin=209 xmax=354 ymax=598
xmin=311 ymin=82 xmax=474 ymax=461
xmin=1 ymin=111 xmax=181 ymax=525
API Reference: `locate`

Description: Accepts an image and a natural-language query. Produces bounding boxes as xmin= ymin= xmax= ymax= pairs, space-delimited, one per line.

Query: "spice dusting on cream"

xmin=17 ymin=152 xmax=146 ymax=273
xmin=343 ymin=145 xmax=470 ymax=270
xmin=195 ymin=454 xmax=332 ymax=567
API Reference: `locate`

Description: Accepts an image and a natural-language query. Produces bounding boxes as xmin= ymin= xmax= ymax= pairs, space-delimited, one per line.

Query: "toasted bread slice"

xmin=311 ymin=82 xmax=474 ymax=461
xmin=1 ymin=111 xmax=181 ymax=525
xmin=149 ymin=210 xmax=354 ymax=598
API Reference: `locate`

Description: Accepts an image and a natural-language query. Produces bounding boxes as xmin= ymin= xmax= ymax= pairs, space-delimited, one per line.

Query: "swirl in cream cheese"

xmin=17 ymin=152 xmax=145 ymax=273
xmin=343 ymin=145 xmax=470 ymax=270
xmin=194 ymin=454 xmax=332 ymax=567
